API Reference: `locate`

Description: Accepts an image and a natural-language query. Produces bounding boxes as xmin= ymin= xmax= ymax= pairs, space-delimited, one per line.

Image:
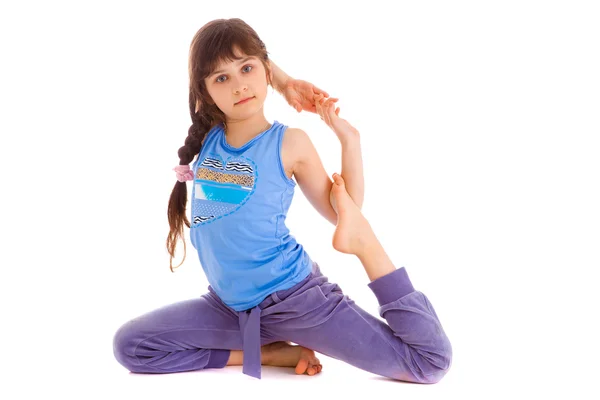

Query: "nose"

xmin=231 ymin=76 xmax=248 ymax=95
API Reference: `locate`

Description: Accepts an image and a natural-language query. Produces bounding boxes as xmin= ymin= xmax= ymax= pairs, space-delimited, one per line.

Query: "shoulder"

xmin=280 ymin=126 xmax=311 ymax=178
xmin=281 ymin=126 xmax=311 ymax=163
xmin=281 ymin=126 xmax=309 ymax=150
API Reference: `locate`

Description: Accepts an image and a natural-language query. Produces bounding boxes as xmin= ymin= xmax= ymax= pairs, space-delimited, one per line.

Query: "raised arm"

xmin=270 ymin=60 xmax=292 ymax=93
xmin=314 ymin=94 xmax=364 ymax=210
xmin=269 ymin=60 xmax=333 ymax=114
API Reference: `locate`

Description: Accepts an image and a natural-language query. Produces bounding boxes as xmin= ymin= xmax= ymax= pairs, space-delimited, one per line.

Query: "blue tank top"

xmin=189 ymin=120 xmax=313 ymax=311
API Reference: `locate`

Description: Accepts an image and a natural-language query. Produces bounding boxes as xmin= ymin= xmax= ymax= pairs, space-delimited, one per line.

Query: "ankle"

xmin=226 ymin=350 xmax=244 ymax=366
xmin=355 ymin=231 xmax=377 ymax=258
xmin=261 ymin=347 xmax=272 ymax=365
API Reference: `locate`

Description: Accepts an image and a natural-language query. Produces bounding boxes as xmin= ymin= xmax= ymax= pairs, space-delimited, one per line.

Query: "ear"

xmin=264 ymin=60 xmax=273 ymax=84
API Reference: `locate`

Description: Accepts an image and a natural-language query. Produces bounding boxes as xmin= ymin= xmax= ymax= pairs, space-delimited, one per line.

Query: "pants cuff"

xmin=206 ymin=349 xmax=230 ymax=369
xmin=367 ymin=267 xmax=415 ymax=305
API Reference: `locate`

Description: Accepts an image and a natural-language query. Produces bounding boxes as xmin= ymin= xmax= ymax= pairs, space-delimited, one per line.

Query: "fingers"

xmin=313 ymin=86 xmax=329 ymax=98
xmin=314 ymin=94 xmax=341 ymax=126
xmin=314 ymin=94 xmax=339 ymax=115
xmin=322 ymin=97 xmax=339 ymax=119
xmin=315 ymin=98 xmax=328 ymax=123
xmin=316 ymin=95 xmax=338 ymax=104
xmin=314 ymin=93 xmax=338 ymax=104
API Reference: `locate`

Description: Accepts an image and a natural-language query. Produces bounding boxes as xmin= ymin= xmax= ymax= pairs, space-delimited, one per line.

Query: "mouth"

xmin=235 ymin=97 xmax=255 ymax=105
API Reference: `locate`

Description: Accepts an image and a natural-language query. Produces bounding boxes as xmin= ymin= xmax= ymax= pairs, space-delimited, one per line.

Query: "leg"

xmin=112 ymin=290 xmax=279 ymax=374
xmin=270 ymin=270 xmax=452 ymax=383
xmin=267 ymin=174 xmax=452 ymax=383
xmin=329 ymin=172 xmax=396 ymax=282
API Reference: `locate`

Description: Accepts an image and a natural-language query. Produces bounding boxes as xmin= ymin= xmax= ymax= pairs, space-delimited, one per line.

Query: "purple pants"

xmin=113 ymin=262 xmax=452 ymax=383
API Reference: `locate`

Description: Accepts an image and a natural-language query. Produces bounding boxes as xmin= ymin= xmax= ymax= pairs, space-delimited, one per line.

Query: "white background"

xmin=1 ymin=0 xmax=599 ymax=398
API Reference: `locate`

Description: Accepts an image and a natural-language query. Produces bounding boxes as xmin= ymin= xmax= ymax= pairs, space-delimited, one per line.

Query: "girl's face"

xmin=204 ymin=47 xmax=272 ymax=121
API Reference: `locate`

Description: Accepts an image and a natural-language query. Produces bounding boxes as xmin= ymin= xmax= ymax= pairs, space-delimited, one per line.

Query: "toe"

xmin=295 ymin=359 xmax=308 ymax=375
xmin=332 ymin=173 xmax=345 ymax=187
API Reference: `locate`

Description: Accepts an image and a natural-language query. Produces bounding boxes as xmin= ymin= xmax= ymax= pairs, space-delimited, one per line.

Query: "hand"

xmin=314 ymin=94 xmax=359 ymax=141
xmin=282 ymin=79 xmax=335 ymax=114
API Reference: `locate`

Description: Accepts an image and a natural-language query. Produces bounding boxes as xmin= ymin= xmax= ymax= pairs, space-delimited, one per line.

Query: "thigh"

xmin=113 ymin=290 xmax=278 ymax=373
xmin=264 ymin=270 xmax=410 ymax=380
xmin=114 ymin=292 xmax=240 ymax=349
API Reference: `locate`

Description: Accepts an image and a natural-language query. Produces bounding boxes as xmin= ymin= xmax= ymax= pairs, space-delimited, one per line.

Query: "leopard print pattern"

xmin=196 ymin=167 xmax=255 ymax=187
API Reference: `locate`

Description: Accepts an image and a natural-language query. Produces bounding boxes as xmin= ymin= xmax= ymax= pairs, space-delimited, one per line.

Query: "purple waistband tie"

xmin=238 ymin=305 xmax=262 ymax=379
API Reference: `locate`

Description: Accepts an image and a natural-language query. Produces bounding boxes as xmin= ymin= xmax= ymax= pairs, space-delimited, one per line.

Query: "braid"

xmin=178 ymin=92 xmax=210 ymax=165
xmin=178 ymin=124 xmax=203 ymax=166
xmin=166 ymin=89 xmax=219 ymax=272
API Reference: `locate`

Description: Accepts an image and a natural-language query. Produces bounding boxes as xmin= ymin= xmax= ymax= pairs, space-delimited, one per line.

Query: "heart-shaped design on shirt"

xmin=191 ymin=155 xmax=257 ymax=226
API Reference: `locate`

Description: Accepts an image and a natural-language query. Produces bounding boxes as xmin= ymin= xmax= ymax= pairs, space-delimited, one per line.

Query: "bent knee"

xmin=421 ymin=342 xmax=453 ymax=384
xmin=112 ymin=322 xmax=142 ymax=372
xmin=403 ymin=339 xmax=452 ymax=384
xmin=422 ymin=362 xmax=451 ymax=384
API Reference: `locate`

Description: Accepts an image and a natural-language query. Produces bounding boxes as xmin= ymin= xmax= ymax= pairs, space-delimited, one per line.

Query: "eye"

xmin=215 ymin=65 xmax=254 ymax=83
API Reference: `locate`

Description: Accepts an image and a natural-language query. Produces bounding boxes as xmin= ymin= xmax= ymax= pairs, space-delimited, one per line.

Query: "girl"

xmin=113 ymin=18 xmax=452 ymax=384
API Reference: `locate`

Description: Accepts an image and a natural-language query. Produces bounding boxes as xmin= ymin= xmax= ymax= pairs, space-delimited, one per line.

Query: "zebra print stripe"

xmin=199 ymin=159 xmax=253 ymax=173
xmin=201 ymin=158 xmax=223 ymax=169
xmin=194 ymin=215 xmax=215 ymax=223
xmin=224 ymin=162 xmax=253 ymax=173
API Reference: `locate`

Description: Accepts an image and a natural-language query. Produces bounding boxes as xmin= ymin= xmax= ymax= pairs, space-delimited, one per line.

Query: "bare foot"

xmin=262 ymin=341 xmax=323 ymax=376
xmin=330 ymin=173 xmax=374 ymax=255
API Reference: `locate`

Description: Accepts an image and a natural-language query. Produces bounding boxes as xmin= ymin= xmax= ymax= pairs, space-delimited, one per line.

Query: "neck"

xmin=224 ymin=113 xmax=271 ymax=140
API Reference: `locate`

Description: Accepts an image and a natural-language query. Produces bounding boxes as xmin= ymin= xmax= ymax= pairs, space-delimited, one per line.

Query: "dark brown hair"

xmin=166 ymin=18 xmax=273 ymax=271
